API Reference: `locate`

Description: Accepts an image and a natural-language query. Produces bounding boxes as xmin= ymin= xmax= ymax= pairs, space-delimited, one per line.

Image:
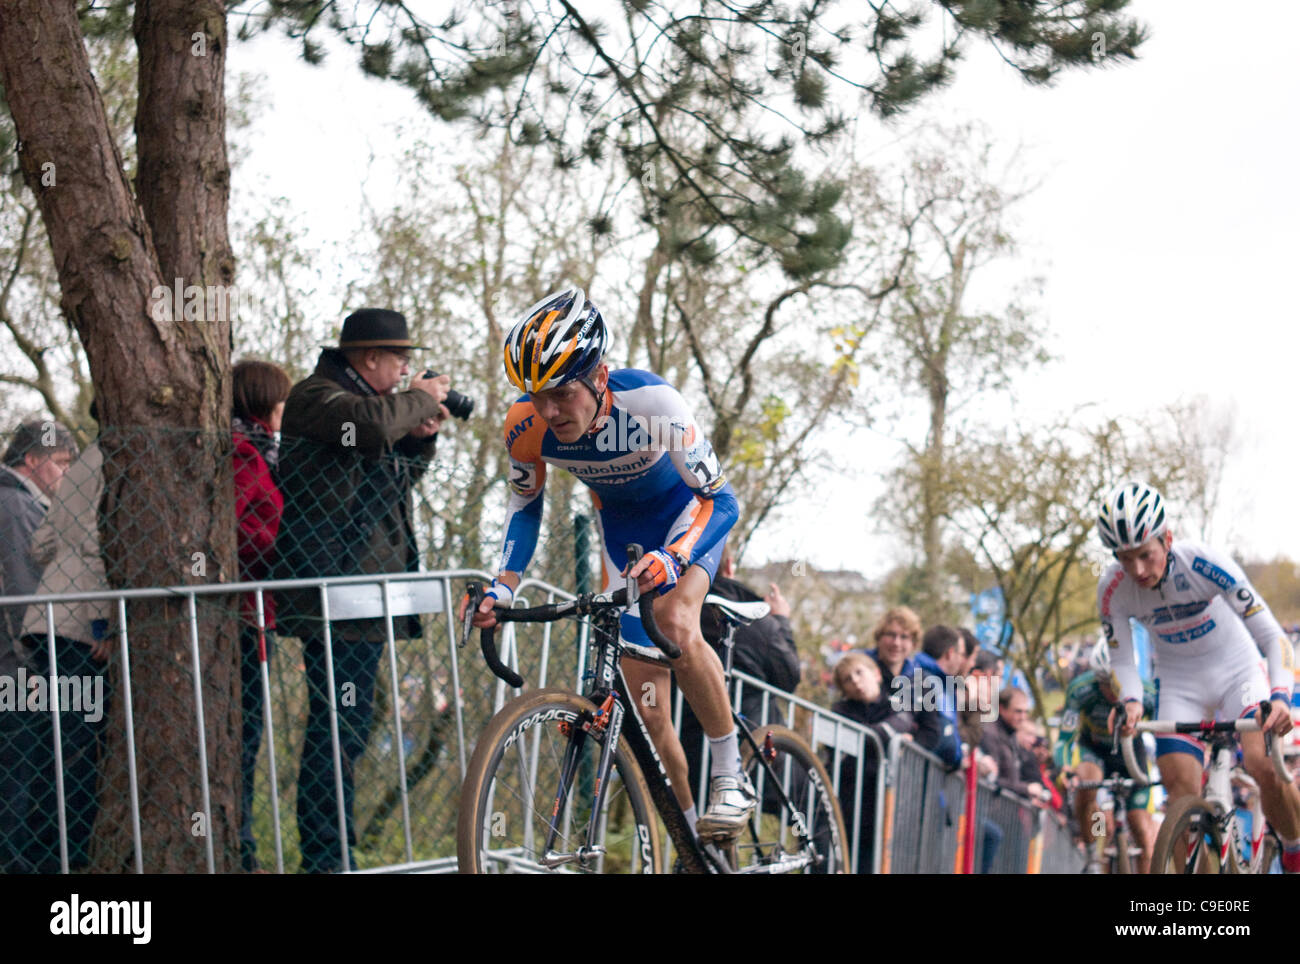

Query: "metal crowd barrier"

xmin=0 ymin=568 xmax=496 ymax=875
xmin=3 ymin=570 xmax=1081 ymax=874
xmin=881 ymin=737 xmax=1086 ymax=874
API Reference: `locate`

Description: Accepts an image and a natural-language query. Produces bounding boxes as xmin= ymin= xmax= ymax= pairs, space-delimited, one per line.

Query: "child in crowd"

xmin=233 ymin=359 xmax=291 ymax=872
xmin=829 ymin=651 xmax=916 ymax=873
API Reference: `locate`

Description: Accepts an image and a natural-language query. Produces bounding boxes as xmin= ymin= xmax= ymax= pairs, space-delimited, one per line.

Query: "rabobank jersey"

xmin=498 ymin=369 xmax=738 ymax=576
xmin=1097 ymin=540 xmax=1293 ymax=706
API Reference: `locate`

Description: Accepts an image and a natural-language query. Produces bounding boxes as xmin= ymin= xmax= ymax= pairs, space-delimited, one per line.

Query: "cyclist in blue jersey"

xmin=461 ymin=287 xmax=754 ymax=839
xmin=1098 ymin=481 xmax=1300 ymax=872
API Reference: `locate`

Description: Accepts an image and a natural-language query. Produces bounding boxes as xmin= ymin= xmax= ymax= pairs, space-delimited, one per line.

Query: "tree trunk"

xmin=0 ymin=0 xmax=239 ymax=872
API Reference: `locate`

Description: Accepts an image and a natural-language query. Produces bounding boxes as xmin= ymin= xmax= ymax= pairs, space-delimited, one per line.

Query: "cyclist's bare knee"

xmin=1156 ymin=752 xmax=1202 ymax=801
xmin=1076 ymin=762 xmax=1103 ymax=782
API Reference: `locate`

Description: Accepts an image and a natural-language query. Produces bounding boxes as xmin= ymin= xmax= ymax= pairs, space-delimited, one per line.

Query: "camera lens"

xmin=422 ymin=370 xmax=474 ymax=421
xmin=444 ymin=389 xmax=474 ymax=421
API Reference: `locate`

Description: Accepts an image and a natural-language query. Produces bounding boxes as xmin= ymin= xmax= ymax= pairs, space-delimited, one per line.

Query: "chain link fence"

xmin=0 ymin=421 xmax=587 ymax=873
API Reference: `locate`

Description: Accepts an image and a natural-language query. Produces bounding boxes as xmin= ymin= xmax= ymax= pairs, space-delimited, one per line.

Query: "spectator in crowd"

xmin=958 ymin=627 xmax=980 ymax=676
xmin=679 ymin=551 xmax=800 ymax=797
xmin=830 ymin=651 xmax=915 ymax=872
xmin=15 ymin=412 xmax=108 ymax=872
xmin=959 ymin=648 xmax=1000 ymax=749
xmin=981 ymin=686 xmax=1047 ymax=804
xmin=0 ymin=419 xmax=77 ymax=873
xmin=276 ymin=309 xmax=451 ymax=874
xmin=232 ymin=360 xmax=291 ymax=872
xmin=1020 ymin=725 xmax=1063 ymax=811
xmin=865 ymin=605 xmax=921 ymax=696
xmin=910 ymin=624 xmax=964 ymax=767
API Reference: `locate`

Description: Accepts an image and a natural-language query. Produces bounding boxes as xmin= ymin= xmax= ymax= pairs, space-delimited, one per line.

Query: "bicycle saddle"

xmin=704 ymin=594 xmax=770 ymax=626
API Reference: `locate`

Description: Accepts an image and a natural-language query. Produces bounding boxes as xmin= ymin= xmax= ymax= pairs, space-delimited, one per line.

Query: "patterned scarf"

xmin=233 ymin=415 xmax=280 ymax=469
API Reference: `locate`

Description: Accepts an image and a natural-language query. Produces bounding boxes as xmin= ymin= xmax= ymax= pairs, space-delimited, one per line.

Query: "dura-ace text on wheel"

xmin=457 ymin=688 xmax=663 ymax=874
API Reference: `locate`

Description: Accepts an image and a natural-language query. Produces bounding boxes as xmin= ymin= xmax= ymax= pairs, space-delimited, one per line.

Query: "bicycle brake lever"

xmin=625 ymin=544 xmax=642 ymax=606
xmin=462 ymin=582 xmax=483 ymax=648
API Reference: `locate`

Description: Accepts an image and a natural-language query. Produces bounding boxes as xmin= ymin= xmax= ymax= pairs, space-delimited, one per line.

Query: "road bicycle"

xmin=1121 ymin=705 xmax=1290 ymax=874
xmin=455 ymin=545 xmax=850 ymax=874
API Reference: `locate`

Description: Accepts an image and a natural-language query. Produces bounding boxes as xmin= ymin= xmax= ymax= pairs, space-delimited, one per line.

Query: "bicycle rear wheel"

xmin=1151 ymin=797 xmax=1226 ymax=874
xmin=735 ymin=725 xmax=851 ymax=874
xmin=457 ymin=688 xmax=662 ymax=874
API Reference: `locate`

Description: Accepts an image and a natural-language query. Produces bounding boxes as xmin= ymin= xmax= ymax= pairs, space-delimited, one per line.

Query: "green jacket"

xmin=274 ymin=349 xmax=440 ymax=643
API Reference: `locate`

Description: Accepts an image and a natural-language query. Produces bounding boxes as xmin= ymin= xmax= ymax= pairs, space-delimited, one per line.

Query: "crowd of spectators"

xmin=823 ymin=608 xmax=1078 ymax=873
xmin=0 ymin=308 xmax=453 ymax=875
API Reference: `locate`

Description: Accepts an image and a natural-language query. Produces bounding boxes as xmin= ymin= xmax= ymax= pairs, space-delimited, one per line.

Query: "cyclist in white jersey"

xmin=1098 ymin=481 xmax=1300 ymax=872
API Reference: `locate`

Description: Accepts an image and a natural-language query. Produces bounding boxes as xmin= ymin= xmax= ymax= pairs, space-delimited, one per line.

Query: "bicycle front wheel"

xmin=457 ymin=688 xmax=662 ymax=874
xmin=1113 ymin=826 xmax=1132 ymax=875
xmin=736 ymin=725 xmax=851 ymax=874
xmin=1151 ymin=797 xmax=1226 ymax=874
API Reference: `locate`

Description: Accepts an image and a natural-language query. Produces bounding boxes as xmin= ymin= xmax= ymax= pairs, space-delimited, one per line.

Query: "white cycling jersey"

xmin=1098 ymin=540 xmax=1294 ymax=716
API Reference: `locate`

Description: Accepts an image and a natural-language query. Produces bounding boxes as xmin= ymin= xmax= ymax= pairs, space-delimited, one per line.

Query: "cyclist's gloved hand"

xmin=484 ymin=579 xmax=514 ymax=608
xmin=641 ymin=548 xmax=682 ymax=595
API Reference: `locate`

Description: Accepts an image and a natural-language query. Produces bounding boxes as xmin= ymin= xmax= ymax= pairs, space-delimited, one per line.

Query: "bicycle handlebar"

xmin=467 ymin=544 xmax=681 ymax=688
xmin=1118 ymin=703 xmax=1291 ymax=785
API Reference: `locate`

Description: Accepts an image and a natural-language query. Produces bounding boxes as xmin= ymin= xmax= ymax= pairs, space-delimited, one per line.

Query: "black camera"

xmin=422 ymin=371 xmax=474 ymax=421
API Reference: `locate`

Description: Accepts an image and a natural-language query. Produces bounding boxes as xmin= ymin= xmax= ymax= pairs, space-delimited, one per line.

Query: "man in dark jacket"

xmin=907 ymin=625 xmax=964 ymax=768
xmin=0 ymin=419 xmax=75 ymax=873
xmin=276 ymin=309 xmax=451 ymax=873
xmin=679 ymin=553 xmax=800 ymax=796
xmin=980 ymin=685 xmax=1046 ymax=802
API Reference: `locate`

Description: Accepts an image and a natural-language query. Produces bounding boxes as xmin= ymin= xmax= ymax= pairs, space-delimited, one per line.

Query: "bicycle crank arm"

xmin=540 ymin=846 xmax=606 ymax=868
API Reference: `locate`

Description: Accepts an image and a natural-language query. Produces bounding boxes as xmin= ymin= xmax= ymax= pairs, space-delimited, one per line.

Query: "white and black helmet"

xmin=1087 ymin=638 xmax=1111 ymax=675
xmin=503 ymin=287 xmax=610 ymax=395
xmin=1097 ymin=481 xmax=1168 ymax=552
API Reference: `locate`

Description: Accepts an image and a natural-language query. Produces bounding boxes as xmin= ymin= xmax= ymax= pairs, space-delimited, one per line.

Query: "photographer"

xmin=274 ymin=308 xmax=457 ymax=874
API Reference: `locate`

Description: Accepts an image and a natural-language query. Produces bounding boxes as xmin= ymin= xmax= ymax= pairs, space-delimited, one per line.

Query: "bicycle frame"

xmin=537 ymin=607 xmax=822 ymax=873
xmin=1122 ymin=713 xmax=1289 ymax=873
xmin=467 ymin=564 xmax=830 ymax=874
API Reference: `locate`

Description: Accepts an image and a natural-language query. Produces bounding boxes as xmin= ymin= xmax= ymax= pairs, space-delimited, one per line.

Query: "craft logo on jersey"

xmin=1174 ymin=573 xmax=1190 ymax=592
xmin=1192 ymin=556 xmax=1235 ymax=591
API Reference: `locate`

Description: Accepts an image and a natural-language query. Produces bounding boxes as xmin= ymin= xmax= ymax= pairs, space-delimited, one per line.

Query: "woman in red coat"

xmin=233 ymin=359 xmax=291 ymax=872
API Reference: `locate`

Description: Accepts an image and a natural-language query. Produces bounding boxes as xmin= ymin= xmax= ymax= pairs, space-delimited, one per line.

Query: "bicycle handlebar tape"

xmin=480 ymin=623 xmax=525 ymax=689
xmin=1120 ymin=735 xmax=1150 ymax=787
xmin=625 ymin=543 xmax=682 ymax=659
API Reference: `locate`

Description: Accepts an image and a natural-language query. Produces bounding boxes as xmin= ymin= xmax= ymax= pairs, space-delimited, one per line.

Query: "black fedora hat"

xmin=336 ymin=308 xmax=428 ymax=350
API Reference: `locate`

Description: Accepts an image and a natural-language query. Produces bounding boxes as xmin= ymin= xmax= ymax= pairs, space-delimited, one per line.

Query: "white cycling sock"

xmin=708 ymin=730 xmax=741 ymax=779
xmin=683 ymin=806 xmax=698 ymax=836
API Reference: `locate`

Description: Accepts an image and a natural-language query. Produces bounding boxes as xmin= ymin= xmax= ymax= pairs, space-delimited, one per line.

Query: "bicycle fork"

xmin=540 ymin=692 xmax=622 ymax=869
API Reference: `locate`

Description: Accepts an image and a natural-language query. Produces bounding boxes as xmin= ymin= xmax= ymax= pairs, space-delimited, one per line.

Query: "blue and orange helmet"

xmin=503 ymin=287 xmax=610 ymax=394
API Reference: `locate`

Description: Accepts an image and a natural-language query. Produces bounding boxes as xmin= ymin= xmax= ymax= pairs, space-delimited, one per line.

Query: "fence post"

xmin=879 ymin=735 xmax=901 ymax=874
xmin=574 ymin=513 xmax=592 ymax=594
xmin=960 ymin=743 xmax=977 ymax=874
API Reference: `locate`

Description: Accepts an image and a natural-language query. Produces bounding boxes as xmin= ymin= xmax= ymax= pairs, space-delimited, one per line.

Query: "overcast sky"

xmin=228 ymin=0 xmax=1300 ymax=582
